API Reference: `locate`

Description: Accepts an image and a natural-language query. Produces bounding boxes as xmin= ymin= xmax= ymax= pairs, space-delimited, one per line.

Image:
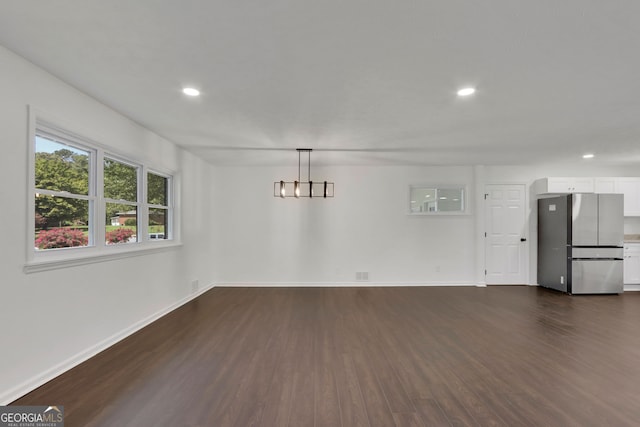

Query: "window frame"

xmin=146 ymin=170 xmax=173 ymax=241
xmin=26 ymin=109 xmax=179 ymax=273
xmin=34 ymin=131 xmax=96 ymax=247
xmin=103 ymin=155 xmax=142 ymax=245
xmin=408 ymin=184 xmax=469 ymax=216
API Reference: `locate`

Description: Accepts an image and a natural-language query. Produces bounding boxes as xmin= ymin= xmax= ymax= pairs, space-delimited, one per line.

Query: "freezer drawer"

xmin=571 ymin=247 xmax=623 ymax=259
xmin=571 ymin=259 xmax=623 ymax=294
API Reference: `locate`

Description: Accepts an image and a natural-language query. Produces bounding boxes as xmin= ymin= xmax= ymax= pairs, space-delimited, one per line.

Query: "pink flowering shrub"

xmin=106 ymin=228 xmax=135 ymax=244
xmin=35 ymin=228 xmax=88 ymax=249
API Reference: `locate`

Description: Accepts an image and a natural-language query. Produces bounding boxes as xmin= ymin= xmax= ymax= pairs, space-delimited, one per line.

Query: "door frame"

xmin=483 ymin=183 xmax=530 ymax=285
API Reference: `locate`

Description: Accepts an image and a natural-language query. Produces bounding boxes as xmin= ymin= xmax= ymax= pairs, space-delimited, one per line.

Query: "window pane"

xmin=104 ymin=158 xmax=137 ymax=202
xmin=148 ymin=173 xmax=168 ymax=205
xmin=437 ymin=188 xmax=464 ymax=212
xmin=410 ymin=188 xmax=437 ymax=213
xmin=149 ymin=208 xmax=168 ymax=240
xmin=34 ymin=195 xmax=89 ymax=249
xmin=35 ymin=193 xmax=89 ymax=230
xmin=106 ymin=203 xmax=137 ymax=244
xmin=35 ymin=136 xmax=89 ymax=195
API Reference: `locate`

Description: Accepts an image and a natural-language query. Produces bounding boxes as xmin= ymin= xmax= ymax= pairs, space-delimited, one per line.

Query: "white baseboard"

xmin=0 ymin=283 xmax=215 ymax=406
xmin=216 ymin=281 xmax=480 ymax=287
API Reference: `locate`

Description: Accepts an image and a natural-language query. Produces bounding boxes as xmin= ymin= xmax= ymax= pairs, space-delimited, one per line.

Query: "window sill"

xmin=24 ymin=241 xmax=183 ymax=274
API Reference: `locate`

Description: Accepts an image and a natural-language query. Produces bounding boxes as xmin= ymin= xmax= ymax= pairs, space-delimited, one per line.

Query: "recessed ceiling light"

xmin=182 ymin=87 xmax=200 ymax=97
xmin=457 ymin=87 xmax=476 ymax=97
xmin=583 ymin=153 xmax=595 ymax=159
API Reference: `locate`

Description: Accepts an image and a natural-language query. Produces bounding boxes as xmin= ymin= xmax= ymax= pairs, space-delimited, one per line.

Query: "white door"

xmin=485 ymin=184 xmax=528 ymax=284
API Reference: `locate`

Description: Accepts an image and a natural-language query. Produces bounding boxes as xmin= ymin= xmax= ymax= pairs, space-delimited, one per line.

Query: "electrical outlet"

xmin=191 ymin=280 xmax=199 ymax=293
xmin=560 ymin=276 xmax=564 ymax=285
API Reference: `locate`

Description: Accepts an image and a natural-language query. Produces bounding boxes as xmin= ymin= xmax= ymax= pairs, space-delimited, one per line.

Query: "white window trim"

xmin=26 ymin=107 xmax=180 ymax=273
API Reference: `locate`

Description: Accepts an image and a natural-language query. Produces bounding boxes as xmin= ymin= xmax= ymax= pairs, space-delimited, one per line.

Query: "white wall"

xmin=624 ymin=217 xmax=640 ymax=235
xmin=212 ymin=165 xmax=477 ymax=285
xmin=0 ymin=45 xmax=217 ymax=403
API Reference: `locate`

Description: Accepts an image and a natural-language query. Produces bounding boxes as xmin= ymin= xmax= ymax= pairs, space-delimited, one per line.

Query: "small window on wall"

xmin=409 ymin=185 xmax=466 ymax=214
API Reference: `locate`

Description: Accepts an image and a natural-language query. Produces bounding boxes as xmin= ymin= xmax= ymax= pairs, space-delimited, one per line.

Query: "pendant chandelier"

xmin=274 ymin=149 xmax=334 ymax=198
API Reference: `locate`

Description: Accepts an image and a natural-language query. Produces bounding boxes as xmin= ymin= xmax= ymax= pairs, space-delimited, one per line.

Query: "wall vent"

xmin=356 ymin=272 xmax=369 ymax=282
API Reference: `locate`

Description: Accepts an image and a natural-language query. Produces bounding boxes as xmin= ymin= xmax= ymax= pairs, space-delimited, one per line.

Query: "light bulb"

xmin=457 ymin=87 xmax=476 ymax=97
xmin=182 ymin=87 xmax=200 ymax=97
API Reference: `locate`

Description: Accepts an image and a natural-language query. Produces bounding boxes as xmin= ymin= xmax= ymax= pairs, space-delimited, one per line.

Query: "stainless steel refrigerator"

xmin=538 ymin=193 xmax=624 ymax=294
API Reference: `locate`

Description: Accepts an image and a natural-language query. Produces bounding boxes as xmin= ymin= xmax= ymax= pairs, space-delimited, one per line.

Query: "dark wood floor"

xmin=13 ymin=286 xmax=640 ymax=426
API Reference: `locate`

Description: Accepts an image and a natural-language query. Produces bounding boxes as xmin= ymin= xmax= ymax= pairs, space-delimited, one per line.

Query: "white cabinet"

xmin=536 ymin=176 xmax=640 ymax=216
xmin=624 ymin=244 xmax=640 ymax=285
xmin=594 ymin=177 xmax=617 ymax=193
xmin=548 ymin=177 xmax=594 ymax=193
xmin=536 ymin=177 xmax=594 ymax=194
xmin=617 ymin=178 xmax=640 ymax=216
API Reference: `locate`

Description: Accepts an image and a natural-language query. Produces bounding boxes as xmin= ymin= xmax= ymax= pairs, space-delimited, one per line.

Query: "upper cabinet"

xmin=536 ymin=177 xmax=640 ymax=216
xmin=617 ymin=178 xmax=640 ymax=216
xmin=535 ymin=177 xmax=594 ymax=194
xmin=594 ymin=177 xmax=617 ymax=193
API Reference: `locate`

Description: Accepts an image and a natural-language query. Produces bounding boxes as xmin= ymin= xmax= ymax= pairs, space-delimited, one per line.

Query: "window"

xmin=34 ymin=135 xmax=94 ymax=248
xmin=104 ymin=157 xmax=139 ymax=245
xmin=147 ymin=172 xmax=170 ymax=240
xmin=30 ymin=118 xmax=175 ymax=266
xmin=409 ymin=185 xmax=466 ymax=214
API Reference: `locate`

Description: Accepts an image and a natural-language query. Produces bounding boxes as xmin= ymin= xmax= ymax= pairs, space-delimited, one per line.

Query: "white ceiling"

xmin=1 ymin=0 xmax=639 ymax=166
